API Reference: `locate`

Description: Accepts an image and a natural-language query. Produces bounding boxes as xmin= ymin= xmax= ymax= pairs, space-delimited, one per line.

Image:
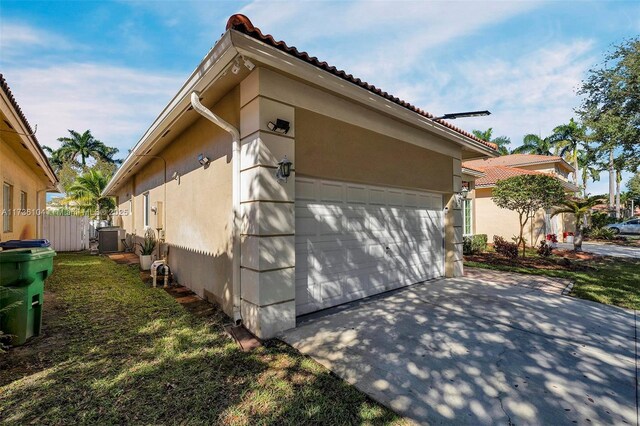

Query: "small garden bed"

xmin=464 ymin=250 xmax=593 ymax=271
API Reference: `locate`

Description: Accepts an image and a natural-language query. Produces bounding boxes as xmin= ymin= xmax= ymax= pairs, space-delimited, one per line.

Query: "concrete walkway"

xmin=282 ymin=270 xmax=637 ymax=425
xmin=557 ymin=242 xmax=640 ymax=258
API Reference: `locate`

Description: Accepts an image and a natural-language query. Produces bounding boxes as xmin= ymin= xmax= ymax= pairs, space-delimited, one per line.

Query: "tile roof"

xmin=0 ymin=74 xmax=57 ymax=182
xmin=463 ymin=153 xmax=572 ymax=170
xmin=470 ymin=165 xmax=546 ymax=187
xmin=225 ymin=14 xmax=497 ymax=152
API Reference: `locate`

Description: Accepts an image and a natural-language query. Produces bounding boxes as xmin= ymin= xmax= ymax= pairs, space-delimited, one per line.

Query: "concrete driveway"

xmin=281 ymin=269 xmax=637 ymax=425
xmin=557 ymin=242 xmax=640 ymax=258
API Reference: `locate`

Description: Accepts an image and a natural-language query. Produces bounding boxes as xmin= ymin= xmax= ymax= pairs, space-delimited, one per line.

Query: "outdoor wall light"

xmin=267 ymin=119 xmax=290 ymax=134
xmin=454 ymin=187 xmax=469 ymax=205
xmin=198 ymin=153 xmax=210 ymax=166
xmin=275 ymin=155 xmax=293 ymax=183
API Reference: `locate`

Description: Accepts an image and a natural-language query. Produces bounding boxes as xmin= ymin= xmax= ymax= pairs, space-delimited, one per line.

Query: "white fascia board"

xmin=230 ymin=31 xmax=498 ymax=158
xmin=0 ymin=92 xmax=58 ymax=186
xmin=103 ymin=32 xmax=239 ymax=196
xmin=461 ymin=167 xmax=485 ymax=178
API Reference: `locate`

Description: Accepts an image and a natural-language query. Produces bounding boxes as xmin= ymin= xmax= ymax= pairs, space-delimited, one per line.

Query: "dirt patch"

xmin=465 ymin=252 xmax=593 ymax=271
xmin=552 ymin=249 xmax=603 ymax=260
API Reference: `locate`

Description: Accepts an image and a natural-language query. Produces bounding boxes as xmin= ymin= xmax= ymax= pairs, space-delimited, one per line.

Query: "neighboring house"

xmin=0 ymin=75 xmax=59 ymax=241
xmin=462 ymin=154 xmax=578 ymax=245
xmin=103 ymin=14 xmax=498 ymax=338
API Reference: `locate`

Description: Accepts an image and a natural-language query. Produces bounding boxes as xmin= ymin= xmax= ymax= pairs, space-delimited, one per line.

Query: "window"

xmin=3 ymin=183 xmax=13 ymax=232
xmin=143 ymin=193 xmax=150 ymax=228
xmin=20 ymin=191 xmax=27 ymax=211
xmin=463 ymin=198 xmax=472 ymax=236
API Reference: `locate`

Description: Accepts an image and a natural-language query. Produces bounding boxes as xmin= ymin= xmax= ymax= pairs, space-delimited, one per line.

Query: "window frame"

xmin=143 ymin=192 xmax=150 ymax=228
xmin=3 ymin=183 xmax=13 ymax=233
xmin=20 ymin=190 xmax=27 ymax=211
xmin=462 ymin=198 xmax=473 ymax=236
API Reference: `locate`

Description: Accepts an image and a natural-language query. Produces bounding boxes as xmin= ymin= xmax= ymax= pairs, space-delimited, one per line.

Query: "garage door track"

xmin=281 ymin=269 xmax=638 ymax=425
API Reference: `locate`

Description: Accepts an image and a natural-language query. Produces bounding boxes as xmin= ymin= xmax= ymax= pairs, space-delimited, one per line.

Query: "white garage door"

xmin=295 ymin=177 xmax=444 ymax=316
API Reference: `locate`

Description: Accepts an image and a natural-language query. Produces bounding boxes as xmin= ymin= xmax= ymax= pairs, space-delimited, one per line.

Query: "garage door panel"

xmin=295 ymin=177 xmax=444 ymax=316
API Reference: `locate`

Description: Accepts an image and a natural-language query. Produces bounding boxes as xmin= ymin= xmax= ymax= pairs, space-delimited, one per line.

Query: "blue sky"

xmin=1 ymin=0 xmax=639 ymax=194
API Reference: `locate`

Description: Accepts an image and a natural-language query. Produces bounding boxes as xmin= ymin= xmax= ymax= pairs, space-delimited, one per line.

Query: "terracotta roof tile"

xmin=471 ymin=165 xmax=546 ymax=187
xmin=464 ymin=153 xmax=572 ymax=170
xmin=225 ymin=14 xmax=497 ymax=152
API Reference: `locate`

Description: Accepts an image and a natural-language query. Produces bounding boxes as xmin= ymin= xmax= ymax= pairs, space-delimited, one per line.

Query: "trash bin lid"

xmin=0 ymin=247 xmax=56 ymax=263
xmin=0 ymin=239 xmax=51 ymax=249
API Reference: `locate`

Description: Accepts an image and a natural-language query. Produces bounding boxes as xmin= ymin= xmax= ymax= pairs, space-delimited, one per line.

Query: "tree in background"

xmin=578 ymin=37 xmax=640 ymax=172
xmin=66 ymin=169 xmax=115 ymax=220
xmin=551 ymin=118 xmax=586 ymax=185
xmin=511 ymin=134 xmax=555 ymax=156
xmin=579 ymin=38 xmax=640 ymax=218
xmin=577 ymin=147 xmax=601 ymax=196
xmin=627 ymin=172 xmax=640 ymax=215
xmin=552 ymin=196 xmax=605 ymax=252
xmin=472 ymin=128 xmax=511 ymax=155
xmin=43 ymin=130 xmax=121 ymax=202
xmin=54 ymin=129 xmax=120 ymax=167
xmin=492 ymin=175 xmax=566 ymax=258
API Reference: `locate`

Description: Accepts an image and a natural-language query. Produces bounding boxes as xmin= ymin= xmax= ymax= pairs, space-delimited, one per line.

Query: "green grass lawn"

xmin=466 ymin=255 xmax=640 ymax=310
xmin=0 ymin=253 xmax=405 ymax=425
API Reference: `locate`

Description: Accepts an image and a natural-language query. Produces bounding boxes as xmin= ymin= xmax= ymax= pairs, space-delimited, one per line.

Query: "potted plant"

xmin=545 ymin=233 xmax=558 ymax=248
xmin=138 ymin=228 xmax=157 ymax=270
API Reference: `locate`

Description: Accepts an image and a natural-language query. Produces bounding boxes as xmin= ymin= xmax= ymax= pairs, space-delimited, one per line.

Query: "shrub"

xmin=493 ymin=235 xmax=519 ymax=259
xmin=463 ymin=234 xmax=488 ymax=255
xmin=537 ymin=240 xmax=553 ymax=257
xmin=590 ymin=211 xmax=616 ymax=229
xmin=587 ymin=227 xmax=616 ymax=240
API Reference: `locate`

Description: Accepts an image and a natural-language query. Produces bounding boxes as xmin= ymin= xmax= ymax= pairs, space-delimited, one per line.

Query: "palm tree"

xmin=551 ymin=118 xmax=585 ymax=185
xmin=472 ymin=128 xmax=511 ymax=155
xmin=66 ymin=170 xmax=115 ymax=220
xmin=511 ymin=134 xmax=555 ymax=155
xmin=57 ymin=130 xmax=118 ymax=167
xmin=552 ymin=195 xmax=604 ymax=251
xmin=577 ymin=149 xmax=601 ymax=196
xmin=42 ymin=145 xmax=67 ymax=171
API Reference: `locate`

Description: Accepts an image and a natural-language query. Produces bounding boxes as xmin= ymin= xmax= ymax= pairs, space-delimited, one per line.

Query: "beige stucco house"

xmin=1 ymin=75 xmax=59 ymax=242
xmin=462 ymin=154 xmax=578 ymax=246
xmin=103 ymin=14 xmax=498 ymax=338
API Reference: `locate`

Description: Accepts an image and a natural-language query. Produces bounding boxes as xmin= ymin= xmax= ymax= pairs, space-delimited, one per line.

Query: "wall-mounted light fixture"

xmin=267 ymin=119 xmax=290 ymax=134
xmin=275 ymin=155 xmax=293 ymax=183
xmin=198 ymin=153 xmax=210 ymax=166
xmin=454 ymin=186 xmax=469 ymax=205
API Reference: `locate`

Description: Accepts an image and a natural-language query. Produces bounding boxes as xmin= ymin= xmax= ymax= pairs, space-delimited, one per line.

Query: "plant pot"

xmin=565 ymin=236 xmax=574 ymax=244
xmin=140 ymin=255 xmax=153 ymax=271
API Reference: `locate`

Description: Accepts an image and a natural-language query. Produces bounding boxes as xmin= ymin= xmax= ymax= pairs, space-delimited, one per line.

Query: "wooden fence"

xmin=43 ymin=215 xmax=95 ymax=252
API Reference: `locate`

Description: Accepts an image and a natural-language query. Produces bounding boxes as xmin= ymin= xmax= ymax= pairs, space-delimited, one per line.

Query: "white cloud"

xmin=239 ymin=0 xmax=542 ymax=77
xmin=0 ymin=23 xmax=75 ymax=56
xmin=2 ymin=64 xmax=183 ymax=156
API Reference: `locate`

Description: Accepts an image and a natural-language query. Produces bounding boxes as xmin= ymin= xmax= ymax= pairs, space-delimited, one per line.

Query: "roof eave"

xmin=230 ymin=30 xmax=498 ymax=158
xmin=103 ymin=32 xmax=239 ymax=196
xmin=0 ymin=88 xmax=58 ymax=187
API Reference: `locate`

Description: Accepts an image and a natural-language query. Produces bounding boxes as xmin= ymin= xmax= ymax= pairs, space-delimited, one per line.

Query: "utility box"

xmin=98 ymin=227 xmax=125 ymax=253
xmin=0 ymin=247 xmax=56 ymax=345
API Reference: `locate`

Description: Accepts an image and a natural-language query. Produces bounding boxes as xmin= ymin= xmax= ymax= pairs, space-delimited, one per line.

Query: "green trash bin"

xmin=0 ymin=247 xmax=56 ymax=345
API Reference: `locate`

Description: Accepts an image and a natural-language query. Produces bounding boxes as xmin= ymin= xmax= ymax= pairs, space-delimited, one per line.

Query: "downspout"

xmin=190 ymin=92 xmax=242 ymax=324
